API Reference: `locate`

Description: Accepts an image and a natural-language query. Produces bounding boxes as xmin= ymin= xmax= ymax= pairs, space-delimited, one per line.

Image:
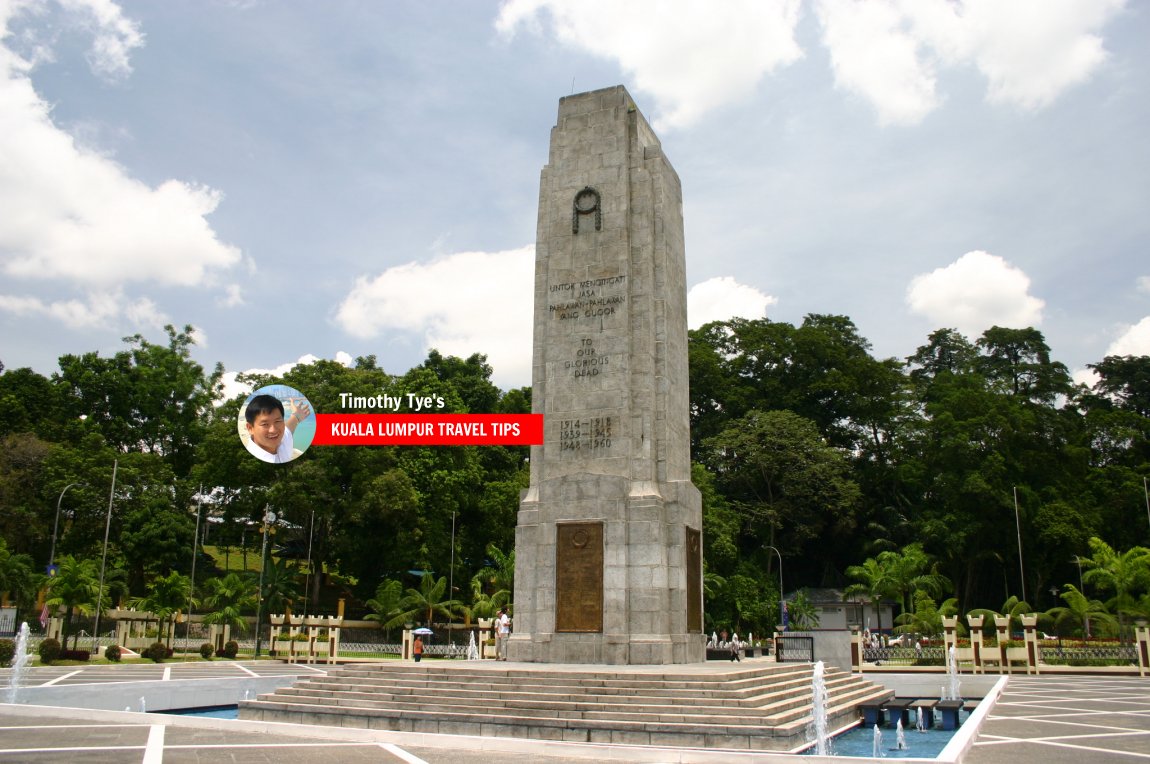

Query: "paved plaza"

xmin=1 ymin=662 xmax=1148 ymax=762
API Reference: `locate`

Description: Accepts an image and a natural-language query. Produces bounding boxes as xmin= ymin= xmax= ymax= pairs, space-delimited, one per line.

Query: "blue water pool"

xmin=163 ymin=705 xmax=239 ymax=719
xmin=805 ymin=710 xmax=970 ymax=758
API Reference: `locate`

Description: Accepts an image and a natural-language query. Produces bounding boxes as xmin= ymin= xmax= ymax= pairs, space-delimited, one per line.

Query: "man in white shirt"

xmin=496 ymin=607 xmax=511 ymax=661
xmin=243 ymin=394 xmax=311 ymax=464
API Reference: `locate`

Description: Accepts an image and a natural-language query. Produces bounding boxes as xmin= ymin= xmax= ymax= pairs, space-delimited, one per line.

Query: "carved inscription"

xmin=556 ymin=522 xmax=604 ymax=632
xmin=686 ymin=526 xmax=703 ymax=634
xmin=548 ymin=275 xmax=626 ymax=320
xmin=559 ymin=416 xmax=612 ymax=452
xmin=564 ymin=337 xmax=609 ymax=378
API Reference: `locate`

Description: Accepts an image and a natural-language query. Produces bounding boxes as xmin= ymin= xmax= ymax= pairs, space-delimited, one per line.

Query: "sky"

xmin=1 ymin=0 xmax=1147 ymax=398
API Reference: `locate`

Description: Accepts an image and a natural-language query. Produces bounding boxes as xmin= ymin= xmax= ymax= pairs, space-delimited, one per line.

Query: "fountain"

xmin=466 ymin=631 xmax=480 ymax=660
xmin=947 ymin=645 xmax=961 ymax=701
xmin=809 ymin=660 xmax=832 ymax=756
xmin=139 ymin=696 xmax=146 ymax=713
xmin=872 ymin=724 xmax=885 ymax=758
xmin=5 ymin=622 xmax=30 ymax=704
xmin=896 ymin=718 xmax=907 ymax=750
xmin=916 ymin=706 xmax=926 ymax=733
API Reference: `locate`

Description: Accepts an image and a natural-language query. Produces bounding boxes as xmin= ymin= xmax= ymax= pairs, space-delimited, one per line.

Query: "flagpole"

xmin=91 ymin=459 xmax=118 ymax=654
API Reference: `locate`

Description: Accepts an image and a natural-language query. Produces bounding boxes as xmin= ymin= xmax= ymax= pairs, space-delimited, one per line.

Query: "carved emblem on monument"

xmin=571 ymin=186 xmax=601 ymax=233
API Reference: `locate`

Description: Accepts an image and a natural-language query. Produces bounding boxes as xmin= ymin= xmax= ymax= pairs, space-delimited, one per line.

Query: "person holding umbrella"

xmin=413 ymin=635 xmax=424 ymax=662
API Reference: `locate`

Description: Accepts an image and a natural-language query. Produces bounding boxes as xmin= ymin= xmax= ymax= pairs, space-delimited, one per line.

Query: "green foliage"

xmin=200 ymin=572 xmax=257 ymax=633
xmin=786 ymin=590 xmax=820 ymax=629
xmin=218 ymin=640 xmax=239 ymax=659
xmin=145 ymin=641 xmax=168 ymax=663
xmin=385 ymin=575 xmax=464 ymax=629
xmin=130 ymin=570 xmax=193 ymax=646
xmin=104 ymin=644 xmax=122 ymax=662
xmin=37 ymin=637 xmax=61 ymax=664
xmin=0 ymin=639 xmax=14 ymax=667
xmin=199 ymin=642 xmax=214 ymax=659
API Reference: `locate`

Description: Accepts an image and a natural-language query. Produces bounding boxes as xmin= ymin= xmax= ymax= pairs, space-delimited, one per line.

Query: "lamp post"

xmin=1073 ymin=554 xmax=1089 ymax=638
xmin=1013 ymin=486 xmax=1026 ymax=604
xmin=49 ymin=482 xmax=84 ymax=569
xmin=448 ymin=510 xmax=456 ymax=645
xmin=254 ymin=507 xmax=276 ymax=657
xmin=182 ymin=487 xmax=204 ymax=659
xmin=766 ymin=545 xmax=784 ymax=631
xmin=91 ymin=459 xmax=118 ymax=653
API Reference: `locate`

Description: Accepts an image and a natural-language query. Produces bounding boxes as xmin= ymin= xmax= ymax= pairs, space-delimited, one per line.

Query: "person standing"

xmin=496 ymin=607 xmax=511 ymax=661
xmin=413 ymin=636 xmax=424 ymax=663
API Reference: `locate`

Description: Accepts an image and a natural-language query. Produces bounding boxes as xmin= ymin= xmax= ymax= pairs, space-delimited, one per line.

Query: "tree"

xmin=130 ymin=570 xmax=192 ymax=646
xmin=260 ymin=557 xmax=302 ymax=618
xmin=1081 ymin=537 xmax=1150 ymax=639
xmin=882 ymin=543 xmax=952 ymax=617
xmin=976 ymin=326 xmax=1073 ymax=403
xmin=43 ymin=555 xmax=105 ymax=649
xmin=0 ymin=539 xmax=37 ymax=621
xmin=703 ymin=409 xmax=860 ymax=558
xmin=470 ymin=543 xmax=514 ymax=611
xmin=1044 ymin=584 xmax=1115 ymax=638
xmin=365 ymin=579 xmax=404 ymax=635
xmin=843 ymin=556 xmax=895 ymax=633
xmin=385 ymin=575 xmax=464 ymax=629
xmin=200 ymin=572 xmax=257 ymax=634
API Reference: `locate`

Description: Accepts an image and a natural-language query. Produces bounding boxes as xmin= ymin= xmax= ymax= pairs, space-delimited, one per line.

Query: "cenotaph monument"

xmin=509 ymin=85 xmax=704 ymax=665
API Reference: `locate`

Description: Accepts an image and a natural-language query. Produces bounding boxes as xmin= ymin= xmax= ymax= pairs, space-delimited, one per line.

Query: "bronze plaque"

xmin=686 ymin=526 xmax=702 ymax=633
xmin=555 ymin=522 xmax=603 ymax=632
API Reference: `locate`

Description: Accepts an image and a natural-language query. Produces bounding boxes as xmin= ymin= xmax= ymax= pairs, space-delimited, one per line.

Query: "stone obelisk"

xmin=509 ymin=86 xmax=704 ymax=665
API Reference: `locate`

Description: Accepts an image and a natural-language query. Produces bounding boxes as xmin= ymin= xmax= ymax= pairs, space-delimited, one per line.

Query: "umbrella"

xmin=412 ymin=628 xmax=434 ymax=635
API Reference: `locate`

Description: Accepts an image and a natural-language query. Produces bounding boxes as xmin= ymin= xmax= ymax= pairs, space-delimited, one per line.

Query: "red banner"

xmin=312 ymin=414 xmax=543 ymax=446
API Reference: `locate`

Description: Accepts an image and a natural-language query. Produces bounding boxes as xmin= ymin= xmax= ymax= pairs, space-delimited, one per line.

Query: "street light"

xmin=49 ymin=482 xmax=84 ymax=569
xmin=254 ymin=507 xmax=276 ymax=657
xmin=766 ymin=545 xmax=784 ymax=631
xmin=91 ymin=459 xmax=118 ymax=654
xmin=1013 ymin=486 xmax=1026 ymax=604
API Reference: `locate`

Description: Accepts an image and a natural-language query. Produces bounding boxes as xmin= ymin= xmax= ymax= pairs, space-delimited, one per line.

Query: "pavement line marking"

xmin=1016 ymin=737 xmax=1150 ymax=760
xmin=380 ymin=742 xmax=430 ymax=764
xmin=143 ymin=724 xmax=165 ymax=764
xmin=162 ymin=666 xmax=172 ymax=681
xmin=0 ymin=746 xmax=147 ymax=754
xmin=231 ymin=662 xmax=260 ymax=677
xmin=39 ymin=669 xmax=84 ymax=686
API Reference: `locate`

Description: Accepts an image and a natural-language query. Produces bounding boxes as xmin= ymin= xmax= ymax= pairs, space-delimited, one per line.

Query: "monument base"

xmin=507 ymin=632 xmax=704 ymax=665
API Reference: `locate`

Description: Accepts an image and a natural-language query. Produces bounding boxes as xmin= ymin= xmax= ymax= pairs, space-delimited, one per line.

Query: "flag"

xmin=39 ymin=604 xmax=49 ymax=629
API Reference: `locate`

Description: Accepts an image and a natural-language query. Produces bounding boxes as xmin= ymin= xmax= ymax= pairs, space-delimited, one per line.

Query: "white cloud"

xmin=0 ymin=2 xmax=241 ymax=290
xmin=335 ymin=246 xmax=534 ymax=388
xmin=496 ymin=0 xmax=803 ymax=131
xmin=57 ymin=0 xmax=145 ymax=79
xmin=687 ymin=276 xmax=775 ymax=330
xmin=1137 ymin=276 xmax=1150 ymax=295
xmin=815 ymin=0 xmax=939 ymax=126
xmin=219 ymin=352 xmax=355 ymax=402
xmin=1105 ymin=316 xmax=1150 ymax=357
xmin=217 ymin=284 xmax=245 ymax=308
xmin=816 ymin=0 xmax=1125 ymax=124
xmin=906 ymin=250 xmax=1044 ymax=337
xmin=0 ymin=288 xmax=165 ymax=329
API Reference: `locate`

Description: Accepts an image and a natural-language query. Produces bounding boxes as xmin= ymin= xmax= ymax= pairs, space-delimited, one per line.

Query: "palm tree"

xmin=1045 ymin=584 xmax=1115 ymax=638
xmin=260 ymin=557 xmax=302 ymax=618
xmin=200 ymin=572 xmax=258 ymax=634
xmin=385 ymin=575 xmax=464 ymax=629
xmin=43 ymin=555 xmax=104 ymax=649
xmin=471 ymin=544 xmax=514 ymax=607
xmin=969 ymin=595 xmax=1033 ymax=638
xmin=883 ymin=543 xmax=951 ymax=617
xmin=365 ymin=579 xmax=403 ymax=637
xmin=131 ymin=570 xmax=192 ymax=647
xmin=0 ymin=540 xmax=38 ymax=624
xmin=1081 ymin=537 xmax=1150 ymax=640
xmin=843 ymin=556 xmax=894 ymax=633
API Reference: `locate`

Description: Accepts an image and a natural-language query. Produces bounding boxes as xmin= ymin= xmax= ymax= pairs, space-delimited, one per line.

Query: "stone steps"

xmin=240 ymin=661 xmax=892 ymax=751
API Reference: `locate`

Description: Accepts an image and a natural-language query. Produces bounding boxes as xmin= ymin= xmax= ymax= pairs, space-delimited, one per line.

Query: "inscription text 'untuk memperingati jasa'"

xmin=548 ymin=275 xmax=626 ymax=320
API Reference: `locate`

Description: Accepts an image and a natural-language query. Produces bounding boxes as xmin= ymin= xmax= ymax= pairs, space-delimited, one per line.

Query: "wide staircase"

xmin=239 ymin=660 xmax=892 ymax=751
